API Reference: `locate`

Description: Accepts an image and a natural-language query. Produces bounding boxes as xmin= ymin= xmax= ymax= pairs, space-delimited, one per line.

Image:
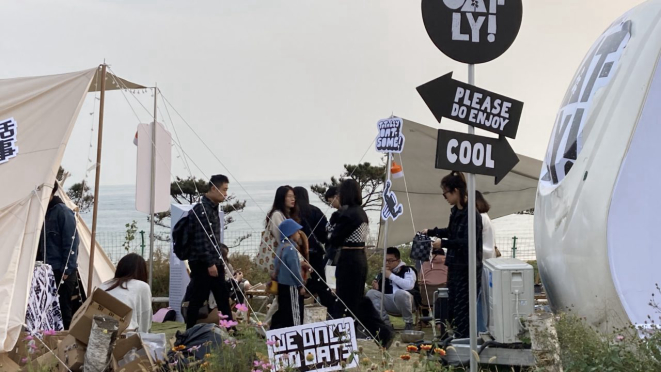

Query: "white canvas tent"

xmin=378 ymin=119 xmax=541 ymax=246
xmin=0 ymin=67 xmax=144 ymax=353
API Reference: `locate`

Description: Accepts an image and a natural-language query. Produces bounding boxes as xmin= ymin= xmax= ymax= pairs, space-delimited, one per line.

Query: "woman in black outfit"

xmin=329 ymin=179 xmax=394 ymax=349
xmin=423 ymin=171 xmax=482 ymax=339
xmin=293 ymin=187 xmax=333 ymax=308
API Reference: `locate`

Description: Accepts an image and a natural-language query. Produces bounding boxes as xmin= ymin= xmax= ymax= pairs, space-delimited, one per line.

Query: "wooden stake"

xmin=87 ymin=64 xmax=107 ymax=295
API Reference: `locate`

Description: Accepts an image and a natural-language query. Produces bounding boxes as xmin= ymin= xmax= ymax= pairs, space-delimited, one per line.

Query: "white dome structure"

xmin=536 ymin=0 xmax=661 ymax=331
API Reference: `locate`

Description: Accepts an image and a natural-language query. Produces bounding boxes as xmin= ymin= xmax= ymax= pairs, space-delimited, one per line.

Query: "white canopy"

xmin=378 ymin=119 xmax=541 ymax=247
xmin=0 ymin=67 xmax=141 ymax=353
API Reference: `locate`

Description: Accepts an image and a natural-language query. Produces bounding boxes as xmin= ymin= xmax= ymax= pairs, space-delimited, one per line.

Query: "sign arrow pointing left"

xmin=417 ymin=72 xmax=524 ymax=139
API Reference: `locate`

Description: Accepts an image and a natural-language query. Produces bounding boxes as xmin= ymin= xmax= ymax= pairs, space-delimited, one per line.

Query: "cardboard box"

xmin=69 ymin=289 xmax=132 ymax=345
xmin=10 ymin=331 xmax=66 ymax=366
xmin=20 ymin=351 xmax=59 ymax=372
xmin=0 ymin=353 xmax=20 ymax=372
xmin=112 ymin=335 xmax=155 ymax=372
xmin=56 ymin=336 xmax=85 ymax=372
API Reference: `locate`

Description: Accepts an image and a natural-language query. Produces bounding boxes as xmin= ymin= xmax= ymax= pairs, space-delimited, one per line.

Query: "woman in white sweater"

xmin=476 ymin=191 xmax=495 ymax=261
xmin=475 ymin=191 xmax=494 ymax=333
xmin=263 ymin=186 xmax=301 ymax=326
xmin=99 ymin=253 xmax=152 ymax=333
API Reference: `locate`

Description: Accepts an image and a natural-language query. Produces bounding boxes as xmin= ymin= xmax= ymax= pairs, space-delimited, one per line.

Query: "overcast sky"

xmin=1 ymin=0 xmax=647 ymax=185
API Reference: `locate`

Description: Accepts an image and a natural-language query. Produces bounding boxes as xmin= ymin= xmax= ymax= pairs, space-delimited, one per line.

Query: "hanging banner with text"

xmin=435 ymin=129 xmax=518 ymax=184
xmin=0 ymin=118 xmax=18 ymax=165
xmin=375 ymin=117 xmax=405 ymax=153
xmin=266 ymin=317 xmax=359 ymax=372
xmin=417 ymin=72 xmax=523 ymax=139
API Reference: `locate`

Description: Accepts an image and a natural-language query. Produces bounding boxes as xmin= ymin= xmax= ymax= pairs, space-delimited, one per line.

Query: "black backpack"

xmin=172 ymin=211 xmax=193 ymax=261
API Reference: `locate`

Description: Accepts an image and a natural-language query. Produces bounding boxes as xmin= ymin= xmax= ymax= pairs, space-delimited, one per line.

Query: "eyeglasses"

xmin=442 ymin=191 xmax=450 ymax=198
xmin=386 ymin=259 xmax=399 ymax=263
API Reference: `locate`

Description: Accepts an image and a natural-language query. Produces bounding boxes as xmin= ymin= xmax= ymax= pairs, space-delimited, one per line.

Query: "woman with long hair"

xmin=423 ymin=172 xmax=483 ymax=339
xmin=293 ymin=186 xmax=333 ymax=307
xmin=330 ymin=179 xmax=394 ymax=349
xmin=99 ymin=253 xmax=152 ymax=332
xmin=475 ymin=191 xmax=495 ymax=260
xmin=264 ymin=186 xmax=306 ymax=326
xmin=475 ymin=190 xmax=494 ymax=333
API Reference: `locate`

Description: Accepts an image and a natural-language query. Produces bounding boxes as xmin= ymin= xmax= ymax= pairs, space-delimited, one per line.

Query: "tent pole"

xmin=380 ymin=152 xmax=392 ymax=314
xmin=467 ymin=63 xmax=478 ymax=372
xmin=148 ymin=85 xmax=157 ymax=287
xmin=87 ymin=64 xmax=107 ymax=295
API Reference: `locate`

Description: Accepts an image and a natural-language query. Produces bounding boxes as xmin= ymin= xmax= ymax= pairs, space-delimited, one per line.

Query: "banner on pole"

xmin=376 ymin=117 xmax=405 ymax=154
xmin=266 ymin=317 xmax=359 ymax=372
xmin=381 ymin=180 xmax=403 ymax=221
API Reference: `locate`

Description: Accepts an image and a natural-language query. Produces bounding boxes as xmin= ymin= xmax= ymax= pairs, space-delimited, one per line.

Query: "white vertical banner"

xmin=136 ymin=122 xmax=172 ymax=214
xmin=170 ymin=204 xmax=193 ymax=322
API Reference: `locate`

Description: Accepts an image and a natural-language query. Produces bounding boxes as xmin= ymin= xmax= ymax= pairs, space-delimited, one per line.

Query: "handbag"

xmin=266 ymin=244 xmax=286 ymax=295
xmin=256 ymin=228 xmax=278 ymax=274
xmin=410 ymin=232 xmax=432 ymax=261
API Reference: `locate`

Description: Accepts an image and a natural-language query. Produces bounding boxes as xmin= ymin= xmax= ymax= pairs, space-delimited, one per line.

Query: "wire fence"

xmin=98 ymin=229 xmax=536 ymax=264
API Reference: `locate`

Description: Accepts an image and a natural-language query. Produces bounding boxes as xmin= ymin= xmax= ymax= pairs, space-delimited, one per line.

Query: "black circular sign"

xmin=422 ymin=0 xmax=523 ymax=64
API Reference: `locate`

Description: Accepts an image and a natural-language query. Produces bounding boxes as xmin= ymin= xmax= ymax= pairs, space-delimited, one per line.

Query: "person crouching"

xmin=270 ymin=219 xmax=307 ymax=329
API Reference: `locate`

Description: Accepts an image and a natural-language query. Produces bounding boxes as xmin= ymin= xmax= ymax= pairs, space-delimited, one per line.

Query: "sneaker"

xmin=404 ymin=322 xmax=414 ymax=331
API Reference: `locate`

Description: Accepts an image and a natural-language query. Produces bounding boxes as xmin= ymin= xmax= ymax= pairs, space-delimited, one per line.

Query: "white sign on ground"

xmin=266 ymin=317 xmax=358 ymax=372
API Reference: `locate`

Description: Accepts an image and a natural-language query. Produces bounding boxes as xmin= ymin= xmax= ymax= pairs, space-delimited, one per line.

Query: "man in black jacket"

xmin=37 ymin=181 xmax=79 ymax=329
xmin=184 ymin=174 xmax=234 ymax=330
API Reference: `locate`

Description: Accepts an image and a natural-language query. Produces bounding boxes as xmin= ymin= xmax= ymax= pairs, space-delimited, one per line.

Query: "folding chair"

xmin=415 ymin=254 xmax=448 ymax=330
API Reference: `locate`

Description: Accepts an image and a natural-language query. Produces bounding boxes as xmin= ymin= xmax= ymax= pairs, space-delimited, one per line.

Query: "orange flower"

xmin=406 ymin=345 xmax=418 ymax=353
xmin=420 ymin=344 xmax=432 ymax=351
xmin=434 ymin=348 xmax=446 ymax=356
xmin=171 ymin=345 xmax=186 ymax=352
xmin=400 ymin=354 xmax=411 ymax=361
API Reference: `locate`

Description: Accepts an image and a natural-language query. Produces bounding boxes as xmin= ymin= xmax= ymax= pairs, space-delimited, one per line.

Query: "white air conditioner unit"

xmin=484 ymin=258 xmax=534 ymax=344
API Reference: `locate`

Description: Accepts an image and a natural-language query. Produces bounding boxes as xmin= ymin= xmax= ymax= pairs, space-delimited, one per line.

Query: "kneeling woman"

xmin=330 ymin=179 xmax=394 ymax=348
xmin=99 ymin=253 xmax=152 ymax=333
xmin=424 ymin=172 xmax=482 ymax=339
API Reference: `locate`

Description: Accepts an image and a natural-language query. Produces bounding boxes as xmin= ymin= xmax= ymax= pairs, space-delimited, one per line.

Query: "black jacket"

xmin=428 ymin=206 xmax=483 ymax=271
xmin=300 ymin=205 xmax=328 ymax=255
xmin=188 ymin=195 xmax=222 ymax=267
xmin=329 ymin=205 xmax=369 ymax=248
xmin=37 ymin=196 xmax=79 ymax=275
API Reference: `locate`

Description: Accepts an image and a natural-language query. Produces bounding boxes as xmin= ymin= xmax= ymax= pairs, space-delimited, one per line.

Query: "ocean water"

xmin=79 ymin=182 xmax=535 ymax=260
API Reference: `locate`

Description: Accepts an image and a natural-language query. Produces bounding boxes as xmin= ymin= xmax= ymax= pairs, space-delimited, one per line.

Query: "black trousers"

xmin=186 ymin=262 xmax=233 ymax=330
xmin=334 ymin=249 xmax=393 ymax=344
xmin=53 ymin=269 xmax=77 ymax=330
xmin=306 ymin=250 xmax=334 ymax=308
xmin=447 ymin=265 xmax=481 ymax=339
xmin=271 ymin=283 xmax=304 ymax=330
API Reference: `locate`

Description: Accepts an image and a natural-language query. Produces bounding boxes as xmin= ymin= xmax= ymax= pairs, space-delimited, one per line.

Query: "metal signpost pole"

xmin=467 ymin=64 xmax=478 ymax=372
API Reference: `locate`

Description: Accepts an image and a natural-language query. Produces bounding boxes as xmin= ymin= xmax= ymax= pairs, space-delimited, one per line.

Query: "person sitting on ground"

xmin=99 ymin=253 xmax=152 ymax=333
xmin=367 ymin=247 xmax=419 ymax=331
xmin=270 ymin=219 xmax=307 ymax=329
xmin=218 ymin=243 xmax=247 ymax=305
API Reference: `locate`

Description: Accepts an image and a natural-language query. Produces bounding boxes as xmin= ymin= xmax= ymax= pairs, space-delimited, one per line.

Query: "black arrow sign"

xmin=435 ymin=129 xmax=519 ymax=185
xmin=417 ymin=72 xmax=523 ymax=139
